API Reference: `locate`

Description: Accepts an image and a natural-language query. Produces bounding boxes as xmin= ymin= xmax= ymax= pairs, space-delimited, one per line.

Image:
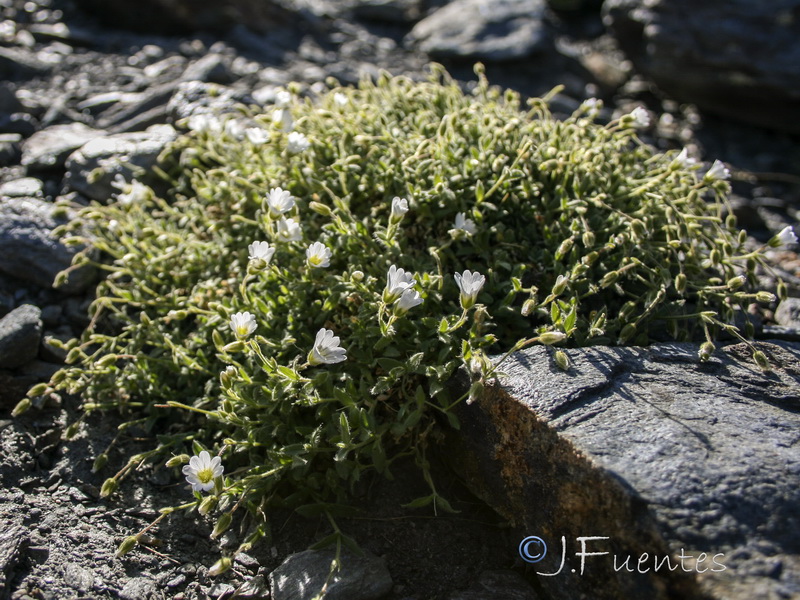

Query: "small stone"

xmin=208 ymin=582 xmax=235 ymax=597
xmin=0 ymin=304 xmax=42 ymax=369
xmin=232 ymin=575 xmax=268 ymax=598
xmin=408 ymin=0 xmax=548 ymax=61
xmin=119 ymin=576 xmax=158 ymax=600
xmin=64 ymin=563 xmax=94 ymax=593
xmin=774 ymin=298 xmax=800 ymax=329
xmin=21 ymin=123 xmax=103 ymax=172
xmin=182 ymin=53 xmax=233 ymax=84
xmin=0 ymin=177 xmax=44 ymax=197
xmin=0 ymin=197 xmax=95 ymax=293
xmin=270 ymin=549 xmax=392 ymax=600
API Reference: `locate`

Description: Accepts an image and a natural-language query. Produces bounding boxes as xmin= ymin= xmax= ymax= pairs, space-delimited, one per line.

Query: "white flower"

xmin=308 ymin=328 xmax=347 ymax=365
xmin=770 ymin=225 xmax=797 ymax=248
xmin=248 ymin=240 xmax=275 ymax=265
xmin=274 ymin=89 xmax=292 ymax=107
xmin=272 ymin=108 xmax=294 ymax=132
xmin=230 ymin=311 xmax=257 ymax=338
xmin=245 ymin=127 xmax=270 ymax=145
xmin=390 ymin=197 xmax=408 ymax=222
xmin=333 ymin=92 xmax=348 ymax=107
xmin=453 ymin=212 xmax=477 ymax=235
xmin=581 ymin=98 xmax=601 ymax=117
xmin=188 ymin=113 xmax=222 ymax=134
xmin=384 ymin=265 xmax=416 ymax=303
xmin=266 ymin=187 xmax=295 ymax=217
xmin=224 ymin=119 xmax=246 ymax=140
xmin=674 ymin=148 xmax=698 ymax=169
xmin=705 ymin=159 xmax=730 ymax=182
xmin=454 ymin=269 xmax=486 ymax=309
xmin=181 ymin=450 xmax=223 ymax=493
xmin=629 ymin=106 xmax=650 ymax=128
xmin=306 ymin=241 xmax=332 ymax=268
xmin=287 ymin=132 xmax=310 ymax=154
xmin=276 ymin=217 xmax=302 ymax=242
xmin=395 ymin=288 xmax=423 ymax=313
xmin=112 ymin=176 xmax=150 ymax=205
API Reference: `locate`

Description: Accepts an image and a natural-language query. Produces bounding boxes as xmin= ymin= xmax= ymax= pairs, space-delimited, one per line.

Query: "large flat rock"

xmin=448 ymin=341 xmax=800 ymax=600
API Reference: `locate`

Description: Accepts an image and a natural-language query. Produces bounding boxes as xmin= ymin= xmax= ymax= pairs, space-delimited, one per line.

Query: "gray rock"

xmin=0 ymin=177 xmax=44 ymax=198
xmin=64 ymin=562 xmax=95 ymax=593
xmin=0 ymin=197 xmax=95 ymax=293
xmin=182 ymin=53 xmax=234 ymax=84
xmin=64 ymin=124 xmax=177 ymax=201
xmin=408 ymin=0 xmax=548 ymax=61
xmin=21 ymin=123 xmax=104 ymax=172
xmin=447 ymin=570 xmax=537 ymax=599
xmin=603 ymin=0 xmax=800 ymax=133
xmin=0 ymin=133 xmax=22 ymax=167
xmin=449 ymin=341 xmax=800 ymax=600
xmin=775 ymin=298 xmax=800 ymax=329
xmin=270 ymin=549 xmax=392 ymax=600
xmin=233 ymin=574 xmax=268 ymax=598
xmin=0 ymin=82 xmax=22 ymax=113
xmin=0 ymin=305 xmax=42 ymax=370
xmin=119 ymin=576 xmax=159 ymax=600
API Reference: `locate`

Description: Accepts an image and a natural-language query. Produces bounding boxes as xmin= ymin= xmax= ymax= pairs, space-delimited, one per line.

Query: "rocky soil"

xmin=1 ymin=0 xmax=799 ymax=599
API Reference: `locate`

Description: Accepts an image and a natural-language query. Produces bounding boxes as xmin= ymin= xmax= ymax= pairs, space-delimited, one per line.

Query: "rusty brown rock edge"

xmin=444 ymin=378 xmax=709 ymax=600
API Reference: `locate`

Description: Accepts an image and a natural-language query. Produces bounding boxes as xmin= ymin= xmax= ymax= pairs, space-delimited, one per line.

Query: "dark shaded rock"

xmin=0 ymin=523 xmax=28 ymax=591
xmin=182 ymin=53 xmax=234 ymax=84
xmin=0 ymin=112 xmax=38 ymax=138
xmin=21 ymin=123 xmax=103 ymax=172
xmin=447 ymin=570 xmax=538 ymax=599
xmin=448 ymin=342 xmax=800 ymax=600
xmin=775 ymin=298 xmax=800 ymax=329
xmin=0 ymin=82 xmax=22 ymax=113
xmin=232 ymin=574 xmax=269 ymax=598
xmin=603 ymin=0 xmax=800 ymax=133
xmin=0 ymin=133 xmax=22 ymax=167
xmin=0 ymin=46 xmax=52 ymax=77
xmin=64 ymin=124 xmax=177 ymax=201
xmin=0 ymin=197 xmax=95 ymax=293
xmin=166 ymin=81 xmax=256 ymax=122
xmin=72 ymin=0 xmax=297 ymax=35
xmin=353 ymin=0 xmax=424 ymax=22
xmin=408 ymin=0 xmax=549 ymax=61
xmin=0 ymin=304 xmax=42 ymax=370
xmin=0 ymin=177 xmax=44 ymax=198
xmin=270 ymin=549 xmax=392 ymax=600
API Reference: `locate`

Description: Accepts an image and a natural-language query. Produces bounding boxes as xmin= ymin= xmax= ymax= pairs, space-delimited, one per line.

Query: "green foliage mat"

xmin=22 ymin=65 xmax=784 ymax=565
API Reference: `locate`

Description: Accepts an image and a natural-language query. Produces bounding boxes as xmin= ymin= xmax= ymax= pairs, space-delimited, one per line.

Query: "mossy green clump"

xmin=28 ymin=65 xmax=780 ymax=558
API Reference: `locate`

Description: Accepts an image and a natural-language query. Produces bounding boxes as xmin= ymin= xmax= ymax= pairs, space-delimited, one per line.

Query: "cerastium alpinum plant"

xmin=17 ymin=64 xmax=793 ymax=572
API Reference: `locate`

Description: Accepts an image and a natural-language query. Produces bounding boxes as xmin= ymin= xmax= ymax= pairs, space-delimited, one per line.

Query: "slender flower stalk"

xmin=454 ymin=270 xmax=486 ymax=309
xmin=181 ymin=450 xmax=224 ymax=493
xmin=308 ymin=328 xmax=347 ymax=365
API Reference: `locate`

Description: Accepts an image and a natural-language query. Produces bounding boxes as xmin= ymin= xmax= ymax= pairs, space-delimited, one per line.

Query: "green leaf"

xmin=402 ymin=494 xmax=433 ymax=509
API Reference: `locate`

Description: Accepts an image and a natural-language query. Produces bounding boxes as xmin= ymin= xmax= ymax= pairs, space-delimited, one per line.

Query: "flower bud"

xmin=698 ymin=341 xmax=715 ymax=362
xmin=351 ymin=270 xmax=364 ymax=281
xmin=92 ymin=453 xmax=109 ymax=473
xmin=538 ymin=331 xmax=566 ymax=345
xmin=551 ymin=275 xmax=569 ymax=297
xmin=208 ymin=557 xmax=232 ymax=577
xmin=211 ymin=512 xmax=233 ymax=539
xmin=726 ymin=275 xmax=746 ymax=290
xmin=675 ymin=273 xmax=687 ymax=293
xmin=467 ymin=381 xmax=484 ymax=405
xmin=582 ymin=231 xmax=595 ymax=248
xmin=554 ymin=350 xmax=570 ymax=371
xmin=64 ymin=422 xmax=80 ymax=439
xmin=521 ymin=299 xmax=536 ymax=317
xmin=116 ymin=535 xmax=139 ymax=557
xmin=555 ymin=238 xmax=574 ymax=260
xmin=753 ymin=350 xmax=770 ymax=371
xmin=100 ymin=477 xmax=118 ymax=498
xmin=755 ymin=291 xmax=776 ymax=303
xmin=198 ymin=495 xmax=218 ymax=516
xmin=618 ymin=323 xmax=637 ymax=343
xmin=27 ymin=383 xmax=49 ymax=397
xmin=777 ymin=280 xmax=788 ymax=301
xmin=165 ymin=454 xmax=190 ymax=468
xmin=630 ymin=219 xmax=647 ymax=239
xmin=222 ymin=341 xmax=246 ymax=353
xmin=309 ymin=201 xmax=332 ymax=216
xmin=11 ymin=397 xmax=31 ymax=417
xmin=600 ymin=271 xmax=619 ymax=288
